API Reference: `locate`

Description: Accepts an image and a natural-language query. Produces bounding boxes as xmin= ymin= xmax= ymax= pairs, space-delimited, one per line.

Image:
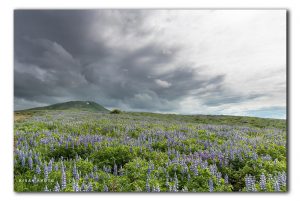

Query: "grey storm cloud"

xmin=14 ymin=10 xmax=222 ymax=110
xmin=14 ymin=10 xmax=286 ymax=118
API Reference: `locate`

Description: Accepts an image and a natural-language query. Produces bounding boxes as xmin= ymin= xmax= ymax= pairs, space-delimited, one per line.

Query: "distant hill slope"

xmin=20 ymin=101 xmax=110 ymax=112
xmin=126 ymin=112 xmax=286 ymax=130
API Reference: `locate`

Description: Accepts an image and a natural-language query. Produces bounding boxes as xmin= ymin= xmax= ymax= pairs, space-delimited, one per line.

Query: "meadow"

xmin=14 ymin=110 xmax=287 ymax=192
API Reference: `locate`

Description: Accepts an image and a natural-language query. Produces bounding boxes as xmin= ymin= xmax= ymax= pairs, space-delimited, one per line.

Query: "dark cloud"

xmin=15 ymin=10 xmax=104 ymax=59
xmin=14 ymin=10 xmax=277 ymax=114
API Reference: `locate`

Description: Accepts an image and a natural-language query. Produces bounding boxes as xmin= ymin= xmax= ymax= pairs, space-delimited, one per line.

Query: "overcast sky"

xmin=14 ymin=10 xmax=286 ymax=119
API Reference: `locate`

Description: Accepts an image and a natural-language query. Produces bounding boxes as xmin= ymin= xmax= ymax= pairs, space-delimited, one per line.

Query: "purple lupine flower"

xmin=261 ymin=155 xmax=272 ymax=161
xmin=89 ymin=172 xmax=94 ymax=179
xmin=193 ymin=165 xmax=199 ymax=176
xmin=87 ymin=182 xmax=93 ymax=192
xmin=60 ymin=161 xmax=66 ymax=172
xmin=54 ymin=164 xmax=58 ymax=171
xmin=224 ymin=174 xmax=229 ymax=184
xmin=61 ymin=169 xmax=66 ymax=190
xmin=103 ymin=165 xmax=110 ymax=173
xmin=245 ymin=175 xmax=252 ymax=192
xmin=252 ymin=152 xmax=258 ymax=160
xmin=147 ymin=166 xmax=151 ymax=175
xmin=245 ymin=175 xmax=256 ymax=192
xmin=73 ymin=180 xmax=80 ymax=192
xmin=150 ymin=162 xmax=154 ymax=171
xmin=274 ymin=180 xmax=280 ymax=192
xmin=21 ymin=155 xmax=26 ymax=167
xmin=95 ymin=174 xmax=99 ymax=182
xmin=36 ymin=165 xmax=41 ymax=174
xmin=75 ymin=171 xmax=80 ymax=181
xmin=216 ymin=172 xmax=222 ymax=184
xmin=54 ymin=181 xmax=60 ymax=192
xmin=34 ymin=154 xmax=39 ymax=164
xmin=210 ymin=164 xmax=218 ymax=176
xmin=209 ymin=178 xmax=214 ymax=192
xmin=81 ymin=182 xmax=86 ymax=192
xmin=174 ymin=172 xmax=179 ymax=190
xmin=187 ymin=173 xmax=191 ymax=182
xmin=280 ymin=172 xmax=286 ymax=187
xmin=181 ymin=163 xmax=188 ymax=175
xmin=72 ymin=164 xmax=77 ymax=178
xmin=146 ymin=178 xmax=150 ymax=192
xmin=44 ymin=163 xmax=48 ymax=180
xmin=259 ymin=173 xmax=267 ymax=191
xmin=28 ymin=157 xmax=33 ymax=170
xmin=48 ymin=160 xmax=53 ymax=172
xmin=104 ymin=184 xmax=109 ymax=192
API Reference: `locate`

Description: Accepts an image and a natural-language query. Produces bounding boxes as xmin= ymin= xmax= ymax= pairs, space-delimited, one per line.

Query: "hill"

xmin=17 ymin=101 xmax=110 ymax=112
xmin=14 ymin=101 xmax=286 ymax=130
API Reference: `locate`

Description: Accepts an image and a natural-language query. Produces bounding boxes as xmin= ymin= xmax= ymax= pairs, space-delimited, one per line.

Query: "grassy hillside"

xmin=16 ymin=101 xmax=109 ymax=112
xmin=126 ymin=112 xmax=286 ymax=130
xmin=14 ymin=102 xmax=286 ymax=130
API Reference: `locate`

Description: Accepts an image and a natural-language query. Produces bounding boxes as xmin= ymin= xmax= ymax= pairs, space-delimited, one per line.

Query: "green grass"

xmin=125 ymin=112 xmax=286 ymax=130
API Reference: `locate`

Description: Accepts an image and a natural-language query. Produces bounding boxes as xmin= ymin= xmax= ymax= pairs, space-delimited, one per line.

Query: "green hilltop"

xmin=19 ymin=101 xmax=110 ymax=112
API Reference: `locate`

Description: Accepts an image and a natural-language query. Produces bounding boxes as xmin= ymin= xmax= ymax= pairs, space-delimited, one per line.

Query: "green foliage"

xmin=110 ymin=109 xmax=122 ymax=114
xmin=92 ymin=145 xmax=134 ymax=167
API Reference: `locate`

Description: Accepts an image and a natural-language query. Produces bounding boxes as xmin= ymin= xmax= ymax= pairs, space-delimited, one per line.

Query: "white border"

xmin=1 ymin=0 xmax=299 ymax=201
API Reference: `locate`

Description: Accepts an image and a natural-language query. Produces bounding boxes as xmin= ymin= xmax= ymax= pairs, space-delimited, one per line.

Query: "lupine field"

xmin=14 ymin=110 xmax=287 ymax=192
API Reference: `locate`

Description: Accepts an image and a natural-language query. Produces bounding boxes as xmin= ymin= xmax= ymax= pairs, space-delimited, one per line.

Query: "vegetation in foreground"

xmin=14 ymin=108 xmax=286 ymax=192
